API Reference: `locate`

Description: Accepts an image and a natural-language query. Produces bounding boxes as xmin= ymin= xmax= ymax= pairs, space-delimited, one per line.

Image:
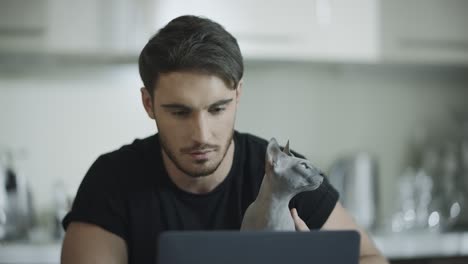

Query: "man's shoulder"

xmin=88 ymin=134 xmax=159 ymax=180
xmin=235 ymin=131 xmax=305 ymax=159
xmin=234 ymin=131 xmax=269 ymax=166
xmin=101 ymin=134 xmax=157 ymax=163
xmin=235 ymin=131 xmax=268 ymax=150
xmin=81 ymin=134 xmax=160 ymax=192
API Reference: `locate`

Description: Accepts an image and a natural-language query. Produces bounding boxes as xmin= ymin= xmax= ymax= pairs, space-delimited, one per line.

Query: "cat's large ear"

xmin=266 ymin=137 xmax=281 ymax=167
xmin=283 ymin=140 xmax=295 ymax=157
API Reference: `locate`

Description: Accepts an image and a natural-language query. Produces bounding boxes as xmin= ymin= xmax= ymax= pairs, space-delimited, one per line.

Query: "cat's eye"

xmin=299 ymin=162 xmax=309 ymax=169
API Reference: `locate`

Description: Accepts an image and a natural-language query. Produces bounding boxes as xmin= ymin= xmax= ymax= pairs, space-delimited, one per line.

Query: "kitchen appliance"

xmin=0 ymin=150 xmax=34 ymax=241
xmin=328 ymin=152 xmax=379 ymax=230
xmin=0 ymin=162 xmax=7 ymax=239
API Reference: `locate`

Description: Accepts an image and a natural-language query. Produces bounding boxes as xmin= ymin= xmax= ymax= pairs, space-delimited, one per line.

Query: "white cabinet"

xmin=153 ymin=0 xmax=379 ymax=62
xmin=2 ymin=0 xmax=467 ymax=64
xmin=380 ymin=0 xmax=468 ymax=64
xmin=0 ymin=0 xmax=48 ymax=53
xmin=45 ymin=0 xmax=153 ymax=56
xmin=153 ymin=0 xmax=468 ymax=64
xmin=45 ymin=0 xmax=103 ymax=55
xmin=0 ymin=0 xmax=153 ymax=57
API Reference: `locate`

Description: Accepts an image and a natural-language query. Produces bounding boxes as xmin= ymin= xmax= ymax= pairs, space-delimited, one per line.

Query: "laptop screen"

xmin=158 ymin=230 xmax=360 ymax=264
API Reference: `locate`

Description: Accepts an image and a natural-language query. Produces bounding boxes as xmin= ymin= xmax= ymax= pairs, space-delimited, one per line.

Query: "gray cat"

xmin=241 ymin=138 xmax=324 ymax=231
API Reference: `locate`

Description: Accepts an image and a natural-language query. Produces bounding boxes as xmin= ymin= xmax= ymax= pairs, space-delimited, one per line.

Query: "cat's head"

xmin=265 ymin=138 xmax=324 ymax=193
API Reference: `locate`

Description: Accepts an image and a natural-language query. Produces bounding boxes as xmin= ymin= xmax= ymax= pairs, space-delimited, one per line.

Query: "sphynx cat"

xmin=241 ymin=138 xmax=324 ymax=231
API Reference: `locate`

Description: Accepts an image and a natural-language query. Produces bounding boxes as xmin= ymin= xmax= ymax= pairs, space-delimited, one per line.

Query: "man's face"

xmin=142 ymin=71 xmax=241 ymax=178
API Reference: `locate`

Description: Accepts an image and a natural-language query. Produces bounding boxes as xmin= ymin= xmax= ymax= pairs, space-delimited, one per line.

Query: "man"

xmin=61 ymin=15 xmax=388 ymax=264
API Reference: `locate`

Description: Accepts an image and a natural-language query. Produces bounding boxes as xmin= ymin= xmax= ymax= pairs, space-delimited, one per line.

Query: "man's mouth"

xmin=189 ymin=150 xmax=214 ymax=160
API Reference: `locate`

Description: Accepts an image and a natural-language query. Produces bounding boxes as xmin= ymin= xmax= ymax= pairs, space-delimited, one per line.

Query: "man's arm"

xmin=61 ymin=222 xmax=128 ymax=264
xmin=291 ymin=202 xmax=389 ymax=264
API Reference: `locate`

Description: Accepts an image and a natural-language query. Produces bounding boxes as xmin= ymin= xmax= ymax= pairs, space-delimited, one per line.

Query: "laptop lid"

xmin=158 ymin=230 xmax=360 ymax=264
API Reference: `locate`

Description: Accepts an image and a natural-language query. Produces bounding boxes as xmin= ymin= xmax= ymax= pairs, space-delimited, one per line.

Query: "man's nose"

xmin=190 ymin=113 xmax=210 ymax=144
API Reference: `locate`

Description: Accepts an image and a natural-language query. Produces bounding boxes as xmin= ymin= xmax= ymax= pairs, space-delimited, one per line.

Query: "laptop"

xmin=158 ymin=230 xmax=360 ymax=264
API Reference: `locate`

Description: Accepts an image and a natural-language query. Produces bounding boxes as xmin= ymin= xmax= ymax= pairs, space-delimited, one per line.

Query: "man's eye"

xmin=172 ymin=111 xmax=189 ymax=117
xmin=209 ymin=107 xmax=225 ymax=114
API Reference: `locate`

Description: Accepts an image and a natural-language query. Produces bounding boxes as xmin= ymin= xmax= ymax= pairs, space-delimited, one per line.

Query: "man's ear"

xmin=141 ymin=87 xmax=155 ymax=119
xmin=235 ymin=80 xmax=243 ymax=105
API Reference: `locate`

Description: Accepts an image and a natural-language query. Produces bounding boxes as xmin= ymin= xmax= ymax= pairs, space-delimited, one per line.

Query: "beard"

xmin=158 ymin=129 xmax=234 ymax=178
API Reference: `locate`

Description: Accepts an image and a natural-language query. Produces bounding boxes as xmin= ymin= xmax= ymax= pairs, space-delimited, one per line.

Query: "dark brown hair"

xmin=138 ymin=15 xmax=244 ymax=96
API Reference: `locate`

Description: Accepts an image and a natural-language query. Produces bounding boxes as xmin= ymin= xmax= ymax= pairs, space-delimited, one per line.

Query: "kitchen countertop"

xmin=373 ymin=231 xmax=468 ymax=259
xmin=2 ymin=232 xmax=468 ymax=263
xmin=0 ymin=242 xmax=61 ymax=264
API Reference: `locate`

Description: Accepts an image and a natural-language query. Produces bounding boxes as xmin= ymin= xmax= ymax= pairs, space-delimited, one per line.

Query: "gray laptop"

xmin=158 ymin=230 xmax=360 ymax=264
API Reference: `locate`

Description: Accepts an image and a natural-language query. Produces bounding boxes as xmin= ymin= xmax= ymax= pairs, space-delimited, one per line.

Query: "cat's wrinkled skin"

xmin=241 ymin=138 xmax=324 ymax=231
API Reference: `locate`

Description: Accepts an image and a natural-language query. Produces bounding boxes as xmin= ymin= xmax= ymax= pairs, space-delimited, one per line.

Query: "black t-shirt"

xmin=63 ymin=131 xmax=339 ymax=263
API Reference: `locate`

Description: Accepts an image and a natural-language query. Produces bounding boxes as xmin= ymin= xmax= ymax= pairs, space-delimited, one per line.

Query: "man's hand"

xmin=291 ymin=208 xmax=309 ymax=231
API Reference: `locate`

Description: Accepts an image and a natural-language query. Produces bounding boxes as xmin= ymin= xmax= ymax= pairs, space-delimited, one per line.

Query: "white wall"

xmin=0 ymin=64 xmax=155 ymax=222
xmin=1 ymin=61 xmax=467 ymax=229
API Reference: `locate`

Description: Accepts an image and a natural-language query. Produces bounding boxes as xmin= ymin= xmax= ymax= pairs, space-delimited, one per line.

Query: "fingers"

xmin=291 ymin=208 xmax=310 ymax=232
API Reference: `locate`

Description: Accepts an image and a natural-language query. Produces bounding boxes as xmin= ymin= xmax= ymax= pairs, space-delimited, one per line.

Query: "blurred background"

xmin=1 ymin=0 xmax=468 ymax=263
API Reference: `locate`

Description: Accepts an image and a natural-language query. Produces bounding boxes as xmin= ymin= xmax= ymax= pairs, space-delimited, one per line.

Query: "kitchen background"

xmin=1 ymin=0 xmax=468 ymax=263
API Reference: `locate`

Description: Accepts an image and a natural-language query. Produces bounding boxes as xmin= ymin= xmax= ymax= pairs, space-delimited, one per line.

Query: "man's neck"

xmin=162 ymin=139 xmax=235 ymax=194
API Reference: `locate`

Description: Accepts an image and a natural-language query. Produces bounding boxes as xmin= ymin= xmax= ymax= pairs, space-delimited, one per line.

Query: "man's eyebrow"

xmin=160 ymin=104 xmax=190 ymax=110
xmin=161 ymin=99 xmax=233 ymax=109
xmin=209 ymin=98 xmax=233 ymax=107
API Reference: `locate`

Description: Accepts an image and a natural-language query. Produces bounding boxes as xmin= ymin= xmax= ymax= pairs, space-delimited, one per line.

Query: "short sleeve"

xmin=62 ymin=155 xmax=128 ymax=241
xmin=289 ymin=176 xmax=339 ymax=230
